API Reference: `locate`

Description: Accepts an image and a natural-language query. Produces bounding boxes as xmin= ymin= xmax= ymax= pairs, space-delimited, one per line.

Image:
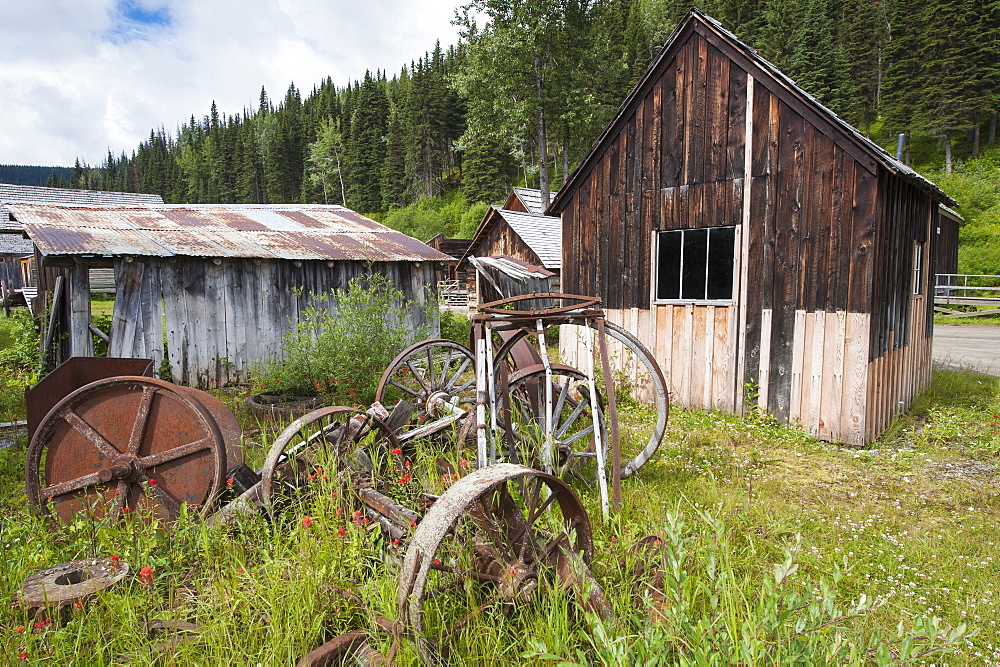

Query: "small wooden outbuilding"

xmin=458 ymin=202 xmax=562 ymax=303
xmin=10 ymin=203 xmax=449 ymax=387
xmin=549 ymin=10 xmax=960 ymax=445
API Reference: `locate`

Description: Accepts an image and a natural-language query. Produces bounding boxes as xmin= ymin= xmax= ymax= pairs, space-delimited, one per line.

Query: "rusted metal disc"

xmin=25 ymin=376 xmax=227 ymax=525
xmin=19 ymin=557 xmax=129 ymax=609
xmin=297 ymin=631 xmax=384 ymax=667
xmin=175 ymin=386 xmax=243 ymax=466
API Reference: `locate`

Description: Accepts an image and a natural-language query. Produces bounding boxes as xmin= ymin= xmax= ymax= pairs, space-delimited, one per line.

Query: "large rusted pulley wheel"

xmin=259 ymin=406 xmax=401 ymax=507
xmin=25 ymin=377 xmax=227 ymax=525
xmin=398 ymin=463 xmax=610 ymax=665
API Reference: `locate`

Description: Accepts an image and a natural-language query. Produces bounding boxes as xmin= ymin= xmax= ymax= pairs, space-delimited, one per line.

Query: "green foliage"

xmin=526 ymin=512 xmax=971 ymax=663
xmin=926 ymin=146 xmax=1000 ymax=275
xmin=251 ymin=274 xmax=435 ymax=404
xmin=379 ymin=191 xmax=480 ymax=241
xmin=439 ymin=310 xmax=472 ymax=346
xmin=0 ymin=311 xmax=39 ymax=422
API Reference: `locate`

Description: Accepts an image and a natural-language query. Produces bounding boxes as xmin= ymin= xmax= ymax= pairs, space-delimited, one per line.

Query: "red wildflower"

xmin=399 ymin=473 xmax=412 ymax=485
xmin=226 ymin=477 xmax=234 ymax=488
xmin=410 ymin=520 xmax=417 ymax=528
xmin=236 ymin=567 xmax=244 ymax=574
xmin=337 ymin=528 xmax=347 ymax=537
xmin=120 ymin=506 xmax=130 ymax=513
xmin=147 ymin=479 xmax=156 ymax=486
xmin=433 ymin=559 xmax=441 ymax=565
xmin=331 ymin=492 xmax=338 ymax=498
xmin=459 ymin=459 xmax=469 ymax=467
xmin=110 ymin=554 xmax=121 ymax=570
xmin=14 ymin=626 xmax=24 ymax=633
xmin=392 ymin=539 xmax=400 ymax=547
xmin=139 ymin=566 xmax=154 ymax=587
xmin=390 ymin=447 xmax=402 ymax=456
xmin=19 ymin=652 xmax=28 ymax=662
xmin=404 ymin=460 xmax=412 ymax=468
xmin=301 ymin=516 xmax=314 ymax=529
xmin=335 ymin=508 xmax=344 ymax=516
xmin=610 ymin=536 xmax=618 ymax=543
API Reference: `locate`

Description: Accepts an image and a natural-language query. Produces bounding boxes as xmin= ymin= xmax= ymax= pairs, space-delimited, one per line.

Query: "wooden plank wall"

xmin=110 ymin=257 xmax=438 ymax=388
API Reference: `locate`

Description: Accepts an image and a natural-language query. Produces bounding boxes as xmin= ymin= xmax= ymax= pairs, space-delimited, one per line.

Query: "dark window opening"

xmin=656 ymin=226 xmax=736 ymax=301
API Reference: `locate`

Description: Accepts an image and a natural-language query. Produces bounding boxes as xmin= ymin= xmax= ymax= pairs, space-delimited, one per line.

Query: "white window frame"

xmin=653 ymin=226 xmax=737 ymax=306
xmin=912 ymin=241 xmax=924 ymax=296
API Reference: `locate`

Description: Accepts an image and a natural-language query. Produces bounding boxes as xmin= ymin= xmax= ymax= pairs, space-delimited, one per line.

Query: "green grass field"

xmin=1 ymin=366 xmax=998 ymax=664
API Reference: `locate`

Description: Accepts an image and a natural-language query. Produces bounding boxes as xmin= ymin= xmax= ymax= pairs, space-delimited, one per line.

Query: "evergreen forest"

xmin=31 ymin=0 xmax=1000 ymax=253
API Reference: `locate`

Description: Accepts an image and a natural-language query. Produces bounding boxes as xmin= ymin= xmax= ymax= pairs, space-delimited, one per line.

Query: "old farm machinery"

xmin=21 ymin=293 xmax=669 ymax=664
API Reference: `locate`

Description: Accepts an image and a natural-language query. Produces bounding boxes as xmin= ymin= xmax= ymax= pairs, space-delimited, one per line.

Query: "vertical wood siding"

xmin=109 ymin=258 xmax=437 ymax=388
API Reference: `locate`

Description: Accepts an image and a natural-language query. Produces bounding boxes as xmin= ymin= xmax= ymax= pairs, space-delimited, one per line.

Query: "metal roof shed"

xmin=10 ymin=203 xmax=450 ymax=386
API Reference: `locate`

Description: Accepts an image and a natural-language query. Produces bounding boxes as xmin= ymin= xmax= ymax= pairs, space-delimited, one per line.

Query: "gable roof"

xmin=9 ymin=203 xmax=451 ymax=263
xmin=548 ymin=9 xmax=953 ymax=214
xmin=0 ymin=184 xmax=164 ymax=232
xmin=509 ymin=187 xmax=546 ymax=214
xmin=461 ymin=206 xmax=562 ymax=270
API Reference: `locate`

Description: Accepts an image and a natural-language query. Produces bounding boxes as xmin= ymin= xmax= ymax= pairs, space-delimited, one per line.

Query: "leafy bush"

xmin=0 ymin=310 xmax=39 ymax=422
xmin=251 ymin=274 xmax=435 ymax=405
xmin=439 ymin=310 xmax=472 ymax=347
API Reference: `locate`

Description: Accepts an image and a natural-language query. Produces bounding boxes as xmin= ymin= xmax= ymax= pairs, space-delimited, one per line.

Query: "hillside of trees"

xmin=40 ymin=0 xmax=1000 ymax=262
xmin=0 ymin=165 xmax=72 ymax=187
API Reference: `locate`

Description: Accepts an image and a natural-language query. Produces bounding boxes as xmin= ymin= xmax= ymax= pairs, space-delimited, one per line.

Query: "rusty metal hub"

xmin=19 ymin=557 xmax=129 ymax=610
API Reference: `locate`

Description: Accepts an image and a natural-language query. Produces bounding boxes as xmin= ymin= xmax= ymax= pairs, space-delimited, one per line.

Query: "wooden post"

xmin=68 ymin=263 xmax=93 ymax=357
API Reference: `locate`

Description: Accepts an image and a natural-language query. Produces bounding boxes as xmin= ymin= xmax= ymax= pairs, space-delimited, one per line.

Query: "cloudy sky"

xmin=0 ymin=0 xmax=466 ymax=167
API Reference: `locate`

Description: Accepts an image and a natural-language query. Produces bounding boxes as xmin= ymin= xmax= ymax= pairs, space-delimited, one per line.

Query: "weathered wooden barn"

xmin=9 ymin=203 xmax=449 ymax=387
xmin=459 ymin=203 xmax=562 ymax=303
xmin=550 ymin=10 xmax=960 ymax=445
xmin=0 ymin=184 xmax=162 ymax=298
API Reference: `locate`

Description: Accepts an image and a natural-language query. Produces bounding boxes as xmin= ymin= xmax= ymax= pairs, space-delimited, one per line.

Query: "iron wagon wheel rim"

xmin=490 ymin=319 xmax=668 ymax=477
xmin=259 ymin=406 xmax=400 ymax=507
xmin=497 ymin=365 xmax=606 ymax=479
xmin=25 ymin=376 xmax=227 ymax=524
xmin=375 ymin=339 xmax=476 ymax=432
xmin=398 ymin=463 xmax=596 ymax=665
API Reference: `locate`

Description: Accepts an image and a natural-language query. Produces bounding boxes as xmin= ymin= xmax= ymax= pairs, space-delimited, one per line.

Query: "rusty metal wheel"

xmin=494 ymin=319 xmax=668 ymax=478
xmin=375 ymin=339 xmax=476 ymax=441
xmin=498 ymin=365 xmax=605 ymax=480
xmin=25 ymin=377 xmax=227 ymax=524
xmin=398 ymin=463 xmax=610 ymax=664
xmin=259 ymin=406 xmax=400 ymax=507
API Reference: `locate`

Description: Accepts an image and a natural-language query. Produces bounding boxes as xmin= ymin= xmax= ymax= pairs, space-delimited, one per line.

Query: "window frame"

xmin=652 ymin=225 xmax=738 ymax=306
xmin=912 ymin=241 xmax=924 ymax=296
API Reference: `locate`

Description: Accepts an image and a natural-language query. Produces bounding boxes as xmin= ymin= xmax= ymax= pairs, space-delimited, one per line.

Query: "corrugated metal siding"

xmin=10 ymin=204 xmax=452 ymax=262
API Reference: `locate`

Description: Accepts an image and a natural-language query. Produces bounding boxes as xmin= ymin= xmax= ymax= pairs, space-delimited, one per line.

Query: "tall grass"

xmin=1 ymin=370 xmax=998 ymax=663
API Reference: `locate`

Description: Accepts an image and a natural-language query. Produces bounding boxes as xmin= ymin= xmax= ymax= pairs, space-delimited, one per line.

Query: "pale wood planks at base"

xmin=781 ymin=309 xmax=868 ymax=445
xmin=556 ymin=306 xmax=737 ymax=412
xmin=863 ymin=296 xmax=932 ymax=443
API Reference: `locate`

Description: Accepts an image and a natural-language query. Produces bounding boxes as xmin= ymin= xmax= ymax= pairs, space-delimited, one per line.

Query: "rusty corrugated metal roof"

xmin=9 ymin=203 xmax=452 ymax=263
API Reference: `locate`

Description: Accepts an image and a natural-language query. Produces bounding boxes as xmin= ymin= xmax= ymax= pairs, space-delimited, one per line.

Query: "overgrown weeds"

xmin=1 ymin=369 xmax=998 ymax=663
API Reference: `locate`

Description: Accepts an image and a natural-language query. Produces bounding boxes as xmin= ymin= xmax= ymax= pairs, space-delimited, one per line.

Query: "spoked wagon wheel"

xmin=375 ymin=339 xmax=476 ymax=441
xmin=259 ymin=406 xmax=400 ymax=507
xmin=498 ymin=365 xmax=605 ymax=480
xmin=399 ymin=463 xmax=610 ymax=665
xmin=25 ymin=377 xmax=227 ymax=524
xmin=494 ymin=319 xmax=668 ymax=478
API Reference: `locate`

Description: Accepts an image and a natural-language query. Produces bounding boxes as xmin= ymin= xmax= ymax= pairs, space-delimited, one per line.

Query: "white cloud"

xmin=0 ymin=0 xmax=463 ymax=166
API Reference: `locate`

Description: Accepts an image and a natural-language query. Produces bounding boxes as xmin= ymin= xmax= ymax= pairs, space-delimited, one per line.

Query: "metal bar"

xmin=485 ymin=321 xmax=497 ymax=464
xmin=584 ymin=319 xmax=608 ymax=516
xmin=40 ymin=275 xmax=64 ymax=374
xmin=597 ymin=318 xmax=622 ymax=511
xmin=476 ymin=334 xmax=488 ymax=468
xmin=537 ymin=318 xmax=553 ymax=474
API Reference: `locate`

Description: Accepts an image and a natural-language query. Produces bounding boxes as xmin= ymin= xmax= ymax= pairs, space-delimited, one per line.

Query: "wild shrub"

xmin=251 ymin=274 xmax=435 ymax=405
